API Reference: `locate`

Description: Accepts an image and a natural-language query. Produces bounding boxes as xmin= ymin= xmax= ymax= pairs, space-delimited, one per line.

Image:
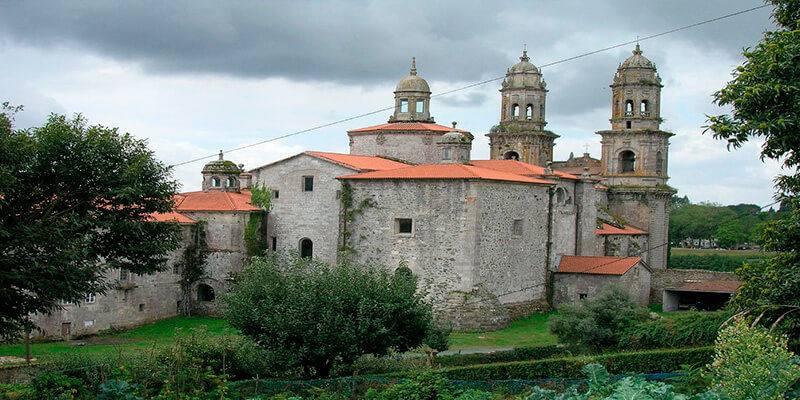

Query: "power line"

xmin=170 ymin=4 xmax=769 ymax=168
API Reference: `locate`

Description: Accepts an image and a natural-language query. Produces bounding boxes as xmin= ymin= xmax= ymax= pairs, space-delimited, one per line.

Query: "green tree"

xmin=705 ymin=1 xmax=800 ymax=324
xmin=223 ymin=250 xmax=445 ymax=378
xmin=714 ymin=220 xmax=747 ymax=249
xmin=547 ymin=285 xmax=649 ymax=350
xmin=0 ymin=106 xmax=179 ymax=338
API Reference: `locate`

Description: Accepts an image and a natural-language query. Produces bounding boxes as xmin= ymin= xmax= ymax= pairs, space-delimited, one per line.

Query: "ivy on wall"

xmin=339 ymin=181 xmax=376 ymax=257
xmin=178 ymin=221 xmax=208 ymax=316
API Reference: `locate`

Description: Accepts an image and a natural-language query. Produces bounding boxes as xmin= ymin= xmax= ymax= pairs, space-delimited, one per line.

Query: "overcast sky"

xmin=0 ymin=1 xmax=782 ymax=206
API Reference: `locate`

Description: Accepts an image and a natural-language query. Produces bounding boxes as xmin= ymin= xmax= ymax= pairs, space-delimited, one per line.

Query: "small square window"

xmin=395 ymin=218 xmax=413 ymax=234
xmin=512 ymin=219 xmax=523 ymax=236
xmin=139 ymin=304 xmax=145 ymax=312
xmin=579 ymin=293 xmax=588 ymax=300
xmin=85 ymin=293 xmax=96 ymax=304
xmin=303 ymin=176 xmax=314 ymax=192
xmin=272 ymin=190 xmax=280 ymax=199
xmin=416 ymin=100 xmax=424 ymax=113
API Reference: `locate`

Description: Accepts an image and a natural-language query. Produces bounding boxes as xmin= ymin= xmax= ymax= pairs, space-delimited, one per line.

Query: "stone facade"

xmin=349 ymin=130 xmax=446 ymax=166
xmin=553 ymin=261 xmax=651 ymax=307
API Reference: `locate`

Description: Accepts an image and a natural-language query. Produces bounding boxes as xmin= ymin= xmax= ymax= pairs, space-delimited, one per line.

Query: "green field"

xmin=670 ymin=248 xmax=769 ymax=256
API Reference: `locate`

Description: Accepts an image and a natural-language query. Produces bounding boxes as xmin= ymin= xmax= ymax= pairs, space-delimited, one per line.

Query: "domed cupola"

xmin=202 ymin=150 xmax=244 ymax=192
xmin=437 ymin=122 xmax=472 ymax=164
xmin=389 ymin=57 xmax=434 ymax=123
xmin=610 ymin=44 xmax=663 ymax=131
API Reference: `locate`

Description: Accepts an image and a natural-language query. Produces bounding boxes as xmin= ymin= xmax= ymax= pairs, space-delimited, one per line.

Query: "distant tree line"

xmin=669 ymin=196 xmax=791 ymax=249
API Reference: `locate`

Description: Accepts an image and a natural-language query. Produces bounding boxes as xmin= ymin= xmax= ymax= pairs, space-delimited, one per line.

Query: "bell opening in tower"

xmin=504 ymin=151 xmax=520 ymax=161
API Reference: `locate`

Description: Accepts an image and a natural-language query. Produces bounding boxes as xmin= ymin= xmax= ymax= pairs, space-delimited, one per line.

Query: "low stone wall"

xmin=0 ymin=363 xmax=39 ymax=384
xmin=505 ymin=299 xmax=550 ymax=321
xmin=437 ymin=288 xmax=510 ymax=332
xmin=650 ymin=268 xmax=738 ymax=303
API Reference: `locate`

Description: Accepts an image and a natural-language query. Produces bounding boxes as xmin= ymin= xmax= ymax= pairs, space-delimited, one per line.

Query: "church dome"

xmin=438 ymin=122 xmax=470 ymax=143
xmin=395 ymin=57 xmax=431 ymax=93
xmin=202 ymin=151 xmax=242 ymax=174
xmin=620 ymin=44 xmax=655 ymax=69
xmin=509 ymin=50 xmax=539 ymax=73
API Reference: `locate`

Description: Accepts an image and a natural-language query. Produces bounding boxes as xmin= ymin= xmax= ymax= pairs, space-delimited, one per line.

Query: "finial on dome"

xmin=410 ymin=57 xmax=417 ymax=76
xmin=633 ymin=43 xmax=642 ymax=55
xmin=452 ymin=121 xmax=457 ymax=129
xmin=218 ymin=150 xmax=224 ymax=160
xmin=520 ymin=48 xmax=530 ymax=62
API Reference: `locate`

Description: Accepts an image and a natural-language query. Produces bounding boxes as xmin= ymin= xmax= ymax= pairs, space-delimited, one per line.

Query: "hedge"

xmin=439 ymin=346 xmax=714 ymax=381
xmin=436 ymin=345 xmax=574 ymax=368
xmin=617 ymin=311 xmax=731 ymax=350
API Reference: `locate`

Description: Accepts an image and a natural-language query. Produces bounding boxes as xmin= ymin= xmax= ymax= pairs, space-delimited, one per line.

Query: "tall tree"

xmin=0 ymin=105 xmax=180 ymax=338
xmin=705 ymin=1 xmax=800 ymax=318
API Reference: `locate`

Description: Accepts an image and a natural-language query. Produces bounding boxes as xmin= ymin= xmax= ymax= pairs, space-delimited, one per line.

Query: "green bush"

xmin=617 ymin=311 xmax=731 ymax=350
xmin=31 ymin=372 xmax=87 ymax=400
xmin=367 ymin=372 xmax=455 ymax=400
xmin=548 ymin=285 xmax=649 ymax=349
xmin=668 ymin=253 xmax=768 ymax=272
xmin=440 ymin=347 xmax=714 ymax=381
xmin=436 ymin=345 xmax=574 ymax=368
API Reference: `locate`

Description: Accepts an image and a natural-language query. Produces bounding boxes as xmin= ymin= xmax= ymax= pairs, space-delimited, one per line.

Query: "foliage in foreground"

xmin=0 ymin=105 xmax=180 ymax=338
xmin=709 ymin=319 xmax=800 ymax=400
xmin=547 ymin=285 xmax=649 ymax=350
xmin=224 ymin=250 xmax=447 ymax=377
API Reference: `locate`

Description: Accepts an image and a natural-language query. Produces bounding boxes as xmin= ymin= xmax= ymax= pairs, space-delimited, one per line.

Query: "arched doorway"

xmin=300 ymin=238 xmax=313 ymax=259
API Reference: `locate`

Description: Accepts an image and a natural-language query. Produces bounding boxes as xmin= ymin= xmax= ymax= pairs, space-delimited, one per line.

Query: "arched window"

xmin=511 ymin=104 xmax=519 ymax=119
xmin=526 ymin=104 xmax=533 ymax=120
xmin=197 ymin=284 xmax=215 ymax=302
xmin=226 ymin=177 xmax=236 ymax=187
xmin=640 ymin=100 xmax=649 ymax=116
xmin=554 ymin=187 xmax=565 ymax=204
xmin=300 ymin=238 xmax=313 ymax=259
xmin=211 ymin=177 xmax=221 ymax=187
xmin=619 ymin=150 xmax=636 ymax=173
xmin=625 ymin=100 xmax=634 ymax=117
xmin=503 ymin=151 xmax=520 ymax=161
xmin=656 ymin=151 xmax=663 ymax=174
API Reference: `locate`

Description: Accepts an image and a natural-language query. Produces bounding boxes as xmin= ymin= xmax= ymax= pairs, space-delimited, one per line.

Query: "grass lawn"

xmin=670 ymin=248 xmax=770 ymax=257
xmin=0 ymin=316 xmax=235 ymax=362
xmin=448 ymin=312 xmax=558 ymax=350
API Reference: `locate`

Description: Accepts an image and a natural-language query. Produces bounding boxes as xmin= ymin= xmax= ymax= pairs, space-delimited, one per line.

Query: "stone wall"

xmin=349 ymin=131 xmax=444 ymax=165
xmin=598 ymin=234 xmax=649 ymax=259
xmin=553 ymin=262 xmax=650 ymax=307
xmin=251 ymin=154 xmax=353 ymax=265
xmin=606 ymin=187 xmax=672 ymax=269
xmin=650 ymin=268 xmax=738 ymax=303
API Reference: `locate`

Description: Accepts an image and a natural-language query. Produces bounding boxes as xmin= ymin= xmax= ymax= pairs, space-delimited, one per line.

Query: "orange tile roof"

xmin=348 ymin=122 xmax=471 ymax=134
xmin=470 ymin=160 xmax=580 ymax=180
xmin=669 ymin=281 xmax=741 ymax=293
xmin=338 ymin=163 xmax=556 ymax=184
xmin=596 ymin=223 xmax=648 ymax=235
xmin=174 ymin=190 xmax=260 ymax=212
xmin=148 ymin=211 xmax=197 ymax=224
xmin=557 ymin=255 xmax=642 ymax=275
xmin=306 ymin=151 xmax=409 ymax=171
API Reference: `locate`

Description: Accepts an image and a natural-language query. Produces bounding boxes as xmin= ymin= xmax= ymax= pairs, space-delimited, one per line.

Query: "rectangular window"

xmin=272 ymin=189 xmax=280 ymax=199
xmin=119 ymin=269 xmax=129 ymax=282
xmin=442 ymin=148 xmax=451 ymax=160
xmin=460 ymin=149 xmax=468 ymax=161
xmin=85 ymin=293 xmax=96 ymax=304
xmin=579 ymin=293 xmax=588 ymax=300
xmin=395 ymin=218 xmax=413 ymax=234
xmin=271 ymin=236 xmax=277 ymax=251
xmin=83 ymin=320 xmax=95 ymax=327
xmin=416 ymin=100 xmax=424 ymax=113
xmin=400 ymin=99 xmax=408 ymax=113
xmin=303 ymin=176 xmax=314 ymax=192
xmin=512 ymin=219 xmax=523 ymax=236
xmin=139 ymin=304 xmax=145 ymax=312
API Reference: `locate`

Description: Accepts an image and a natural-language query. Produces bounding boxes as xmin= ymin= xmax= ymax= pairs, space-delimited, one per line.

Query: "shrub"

xmin=31 ymin=372 xmax=87 ymax=400
xmin=709 ymin=319 xmax=800 ymax=400
xmin=548 ymin=285 xmax=649 ymax=349
xmin=617 ymin=310 xmax=731 ymax=350
xmin=368 ymin=371 xmax=455 ymax=400
xmin=224 ymin=250 xmax=443 ymax=378
xmin=436 ymin=345 xmax=574 ymax=368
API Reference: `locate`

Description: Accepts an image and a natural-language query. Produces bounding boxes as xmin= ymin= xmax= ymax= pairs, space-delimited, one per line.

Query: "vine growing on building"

xmin=339 ymin=181 xmax=376 ymax=256
xmin=245 ymin=211 xmax=267 ymax=257
xmin=178 ymin=221 xmax=208 ymax=316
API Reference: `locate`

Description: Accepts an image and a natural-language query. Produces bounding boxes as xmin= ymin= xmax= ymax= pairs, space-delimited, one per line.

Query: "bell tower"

xmin=389 ymin=57 xmax=434 ymax=123
xmin=597 ymin=45 xmax=675 ymax=270
xmin=487 ymin=49 xmax=557 ymax=167
xmin=598 ymin=44 xmax=672 ymax=187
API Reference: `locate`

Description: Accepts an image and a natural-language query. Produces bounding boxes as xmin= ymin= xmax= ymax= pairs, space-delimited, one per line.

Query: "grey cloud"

xmin=436 ymin=91 xmax=489 ymax=107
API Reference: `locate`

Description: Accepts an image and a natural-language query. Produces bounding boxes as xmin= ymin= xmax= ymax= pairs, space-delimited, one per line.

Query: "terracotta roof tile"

xmin=348 ymin=122 xmax=471 ymax=134
xmin=557 ymin=255 xmax=642 ymax=275
xmin=306 ymin=151 xmax=409 ymax=171
xmin=470 ymin=160 xmax=580 ymax=180
xmin=338 ymin=163 xmax=556 ymax=184
xmin=669 ymin=281 xmax=741 ymax=293
xmin=174 ymin=190 xmax=260 ymax=212
xmin=148 ymin=211 xmax=196 ymax=223
xmin=596 ymin=223 xmax=648 ymax=235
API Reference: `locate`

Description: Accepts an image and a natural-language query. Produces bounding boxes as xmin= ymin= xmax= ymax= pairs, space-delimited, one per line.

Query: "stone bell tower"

xmin=389 ymin=57 xmax=434 ymax=123
xmin=597 ymin=45 xmax=675 ymax=269
xmin=487 ymin=49 xmax=557 ymax=167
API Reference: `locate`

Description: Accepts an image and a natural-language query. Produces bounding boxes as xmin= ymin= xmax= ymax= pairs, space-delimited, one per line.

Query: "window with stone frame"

xmin=442 ymin=148 xmax=451 ymax=160
xmin=395 ymin=218 xmax=413 ymax=234
xmin=400 ymin=99 xmax=409 ymax=113
xmin=416 ymin=100 xmax=424 ymax=113
xmin=303 ymin=176 xmax=314 ymax=192
xmin=272 ymin=189 xmax=280 ymax=199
